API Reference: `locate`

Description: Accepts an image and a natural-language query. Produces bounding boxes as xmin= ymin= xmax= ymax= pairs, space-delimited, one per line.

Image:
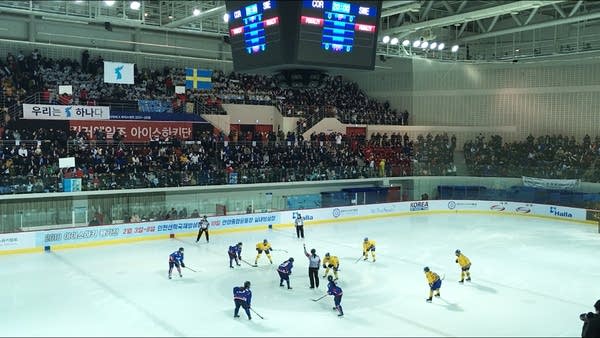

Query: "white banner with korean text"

xmin=522 ymin=176 xmax=580 ymax=190
xmin=23 ymin=104 xmax=110 ymax=120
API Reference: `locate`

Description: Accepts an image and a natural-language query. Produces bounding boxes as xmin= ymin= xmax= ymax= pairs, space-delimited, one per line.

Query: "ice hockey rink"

xmin=1 ymin=213 xmax=598 ymax=337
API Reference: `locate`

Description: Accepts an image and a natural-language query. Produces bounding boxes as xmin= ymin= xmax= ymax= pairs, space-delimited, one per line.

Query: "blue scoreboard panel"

xmin=297 ymin=0 xmax=381 ymax=69
xmin=226 ymin=0 xmax=284 ymax=70
xmin=225 ymin=0 xmax=381 ymax=71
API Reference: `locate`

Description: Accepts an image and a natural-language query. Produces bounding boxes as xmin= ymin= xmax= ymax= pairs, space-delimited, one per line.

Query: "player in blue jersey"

xmin=277 ymin=258 xmax=294 ymax=289
xmin=327 ymin=275 xmax=344 ymax=317
xmin=228 ymin=242 xmax=243 ymax=268
xmin=168 ymin=247 xmax=185 ymax=279
xmin=233 ymin=281 xmax=252 ymax=320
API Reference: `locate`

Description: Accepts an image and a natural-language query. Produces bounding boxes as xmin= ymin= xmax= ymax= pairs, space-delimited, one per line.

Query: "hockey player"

xmin=168 ymin=247 xmax=185 ymax=279
xmin=362 ymin=237 xmax=376 ymax=262
xmin=228 ymin=242 xmax=243 ymax=268
xmin=455 ymin=249 xmax=472 ymax=283
xmin=277 ymin=258 xmax=294 ymax=289
xmin=424 ymin=266 xmax=442 ymax=302
xmin=295 ymin=213 xmax=305 ymax=239
xmin=233 ymin=281 xmax=252 ymax=320
xmin=327 ymin=275 xmax=344 ymax=317
xmin=303 ymin=244 xmax=320 ymax=288
xmin=196 ymin=215 xmax=209 ymax=243
xmin=322 ymin=253 xmax=340 ymax=280
xmin=255 ymin=239 xmax=273 ymax=265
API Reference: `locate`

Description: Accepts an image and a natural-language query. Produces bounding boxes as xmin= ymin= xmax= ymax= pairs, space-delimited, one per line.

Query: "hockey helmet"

xmin=423 ymin=266 xmax=430 ymax=272
xmin=179 ymin=247 xmax=184 ymax=252
xmin=325 ymin=252 xmax=330 ymax=257
xmin=289 ymin=257 xmax=294 ymax=262
xmin=455 ymin=249 xmax=461 ymax=255
xmin=263 ymin=239 xmax=268 ymax=243
xmin=244 ymin=281 xmax=251 ymax=288
xmin=310 ymin=248 xmax=316 ymax=254
xmin=237 ymin=242 xmax=243 ymax=246
xmin=364 ymin=237 xmax=368 ymax=242
xmin=327 ymin=275 xmax=334 ymax=282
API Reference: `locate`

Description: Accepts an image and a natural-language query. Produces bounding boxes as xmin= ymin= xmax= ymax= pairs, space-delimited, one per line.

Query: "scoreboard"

xmin=225 ymin=0 xmax=382 ymax=71
xmin=297 ymin=0 xmax=380 ymax=69
xmin=226 ymin=0 xmax=284 ymax=70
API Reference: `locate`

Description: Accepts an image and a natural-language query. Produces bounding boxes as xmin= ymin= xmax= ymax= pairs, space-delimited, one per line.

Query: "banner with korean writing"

xmin=69 ymin=120 xmax=193 ymax=142
xmin=23 ymin=104 xmax=110 ymax=120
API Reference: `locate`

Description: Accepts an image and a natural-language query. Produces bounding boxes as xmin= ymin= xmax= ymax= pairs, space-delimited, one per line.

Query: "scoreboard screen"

xmin=297 ymin=0 xmax=381 ymax=69
xmin=225 ymin=0 xmax=381 ymax=71
xmin=226 ymin=0 xmax=284 ymax=71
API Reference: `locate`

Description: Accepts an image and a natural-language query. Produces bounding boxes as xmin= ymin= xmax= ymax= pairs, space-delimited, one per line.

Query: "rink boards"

xmin=0 ymin=200 xmax=593 ymax=255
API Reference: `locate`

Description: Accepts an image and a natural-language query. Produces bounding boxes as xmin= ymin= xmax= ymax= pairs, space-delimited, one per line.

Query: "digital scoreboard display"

xmin=225 ymin=0 xmax=381 ymax=71
xmin=297 ymin=0 xmax=380 ymax=69
xmin=226 ymin=0 xmax=284 ymax=70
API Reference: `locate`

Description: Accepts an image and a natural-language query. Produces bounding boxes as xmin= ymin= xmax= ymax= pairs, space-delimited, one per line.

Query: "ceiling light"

xmin=412 ymin=40 xmax=421 ymax=48
xmin=193 ymin=8 xmax=201 ymax=16
xmin=104 ymin=0 xmax=115 ymax=6
xmin=382 ymin=35 xmax=390 ymax=44
xmin=451 ymin=45 xmax=459 ymax=52
xmin=168 ymin=15 xmax=173 ymax=19
xmin=420 ymin=41 xmax=428 ymax=49
xmin=130 ymin=1 xmax=140 ymax=10
xmin=390 ymin=37 xmax=399 ymax=45
xmin=437 ymin=43 xmax=445 ymax=50
xmin=223 ymin=13 xmax=230 ymax=23
xmin=402 ymin=39 xmax=410 ymax=46
xmin=144 ymin=12 xmax=148 ymax=17
xmin=429 ymin=42 xmax=437 ymax=50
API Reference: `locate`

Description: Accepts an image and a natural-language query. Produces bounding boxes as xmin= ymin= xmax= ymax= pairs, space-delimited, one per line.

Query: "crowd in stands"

xmin=1 ymin=50 xmax=408 ymax=127
xmin=0 ymin=120 xmax=457 ymax=194
xmin=464 ymin=134 xmax=600 ymax=181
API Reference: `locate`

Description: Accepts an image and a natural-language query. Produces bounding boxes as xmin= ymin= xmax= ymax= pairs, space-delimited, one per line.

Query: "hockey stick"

xmin=271 ymin=249 xmax=288 ymax=253
xmin=249 ymin=307 xmax=264 ymax=319
xmin=184 ymin=266 xmax=197 ymax=272
xmin=312 ymin=294 xmax=329 ymax=302
xmin=355 ymin=255 xmax=366 ymax=263
xmin=240 ymin=258 xmax=257 ymax=267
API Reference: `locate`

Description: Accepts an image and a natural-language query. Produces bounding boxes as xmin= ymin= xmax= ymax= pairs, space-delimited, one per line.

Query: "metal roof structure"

xmin=0 ymin=0 xmax=599 ymax=63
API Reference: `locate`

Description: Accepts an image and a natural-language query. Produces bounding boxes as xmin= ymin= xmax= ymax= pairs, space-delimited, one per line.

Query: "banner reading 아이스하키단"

xmin=69 ymin=120 xmax=193 ymax=142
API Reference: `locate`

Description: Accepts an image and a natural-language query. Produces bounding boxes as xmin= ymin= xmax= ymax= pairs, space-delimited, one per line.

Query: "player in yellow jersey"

xmin=255 ymin=239 xmax=273 ymax=265
xmin=362 ymin=237 xmax=376 ymax=262
xmin=322 ymin=253 xmax=340 ymax=280
xmin=455 ymin=249 xmax=471 ymax=283
xmin=424 ymin=266 xmax=442 ymax=302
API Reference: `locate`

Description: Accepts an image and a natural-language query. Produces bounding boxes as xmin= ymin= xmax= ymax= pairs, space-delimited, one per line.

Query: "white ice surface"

xmin=1 ymin=213 xmax=599 ymax=337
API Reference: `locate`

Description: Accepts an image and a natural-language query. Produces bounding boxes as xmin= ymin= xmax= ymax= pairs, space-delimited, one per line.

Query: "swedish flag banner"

xmin=185 ymin=68 xmax=212 ymax=90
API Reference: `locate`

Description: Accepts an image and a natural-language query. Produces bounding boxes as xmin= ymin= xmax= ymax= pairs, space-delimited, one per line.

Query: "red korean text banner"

xmin=69 ymin=120 xmax=193 ymax=142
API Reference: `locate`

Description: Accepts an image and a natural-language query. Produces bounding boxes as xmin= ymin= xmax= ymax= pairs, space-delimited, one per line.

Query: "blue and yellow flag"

xmin=185 ymin=68 xmax=212 ymax=90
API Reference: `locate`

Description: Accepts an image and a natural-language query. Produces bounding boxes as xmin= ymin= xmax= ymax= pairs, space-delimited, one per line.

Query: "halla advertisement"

xmin=69 ymin=120 xmax=193 ymax=142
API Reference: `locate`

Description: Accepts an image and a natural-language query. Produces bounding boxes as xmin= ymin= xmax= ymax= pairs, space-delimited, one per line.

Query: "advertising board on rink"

xmin=23 ymin=104 xmax=110 ymax=120
xmin=34 ymin=212 xmax=281 ymax=247
xmin=0 ymin=200 xmax=591 ymax=254
xmin=0 ymin=232 xmax=36 ymax=250
xmin=69 ymin=120 xmax=193 ymax=142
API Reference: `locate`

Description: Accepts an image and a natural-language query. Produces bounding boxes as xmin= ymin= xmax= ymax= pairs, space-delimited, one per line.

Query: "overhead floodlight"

xmin=437 ymin=43 xmax=445 ymax=50
xmin=451 ymin=45 xmax=459 ymax=52
xmin=429 ymin=42 xmax=437 ymax=50
xmin=390 ymin=37 xmax=399 ymax=45
xmin=223 ymin=13 xmax=230 ymax=23
xmin=74 ymin=0 xmax=84 ymax=3
xmin=412 ymin=40 xmax=421 ymax=48
xmin=130 ymin=1 xmax=141 ymax=10
xmin=402 ymin=39 xmax=410 ymax=46
xmin=104 ymin=0 xmax=115 ymax=6
xmin=420 ymin=41 xmax=428 ymax=49
xmin=382 ymin=35 xmax=390 ymax=44
xmin=193 ymin=8 xmax=201 ymax=16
